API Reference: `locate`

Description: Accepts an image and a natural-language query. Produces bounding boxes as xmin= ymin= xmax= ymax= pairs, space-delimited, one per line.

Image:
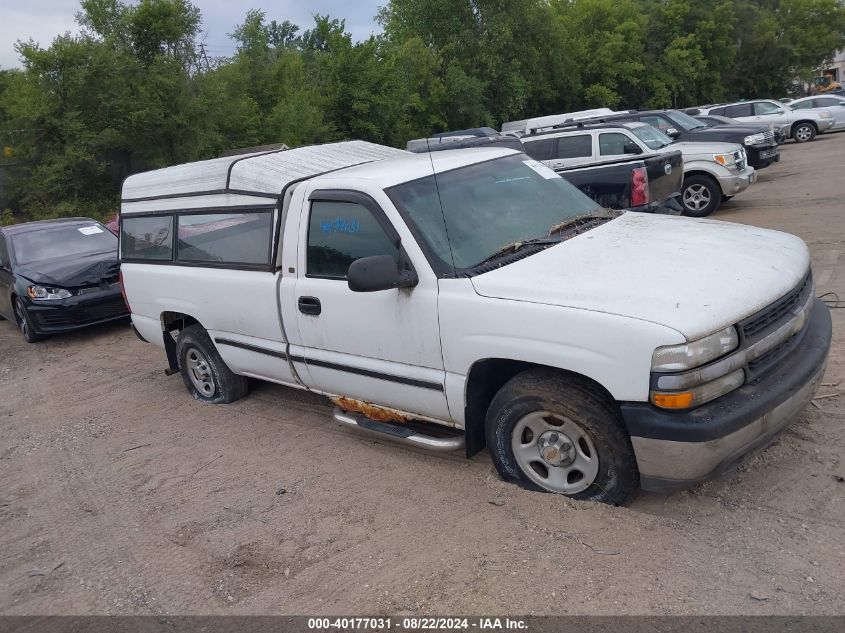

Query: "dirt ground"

xmin=1 ymin=134 xmax=844 ymax=617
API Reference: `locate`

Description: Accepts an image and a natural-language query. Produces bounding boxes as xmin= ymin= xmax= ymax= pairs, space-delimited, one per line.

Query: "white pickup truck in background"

xmin=119 ymin=141 xmax=832 ymax=505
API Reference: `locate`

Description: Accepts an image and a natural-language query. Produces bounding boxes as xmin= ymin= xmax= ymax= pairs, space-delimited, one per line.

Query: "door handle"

xmin=298 ymin=296 xmax=321 ymax=316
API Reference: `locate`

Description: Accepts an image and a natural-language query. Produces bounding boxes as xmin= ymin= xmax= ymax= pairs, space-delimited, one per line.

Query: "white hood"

xmin=470 ymin=213 xmax=809 ymax=340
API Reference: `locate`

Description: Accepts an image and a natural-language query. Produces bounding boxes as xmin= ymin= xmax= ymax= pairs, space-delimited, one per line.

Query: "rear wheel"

xmin=681 ymin=175 xmax=721 ymax=217
xmin=176 ymin=324 xmax=248 ymax=404
xmin=792 ymin=122 xmax=816 ymax=143
xmin=14 ymin=298 xmax=44 ymax=343
xmin=485 ymin=369 xmax=638 ymax=505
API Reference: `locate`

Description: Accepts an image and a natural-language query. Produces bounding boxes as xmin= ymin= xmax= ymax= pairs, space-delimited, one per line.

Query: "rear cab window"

xmin=122 ymin=211 xmax=274 ymax=267
xmin=122 ymin=216 xmax=174 ymax=261
xmin=177 ymin=213 xmax=272 ymax=266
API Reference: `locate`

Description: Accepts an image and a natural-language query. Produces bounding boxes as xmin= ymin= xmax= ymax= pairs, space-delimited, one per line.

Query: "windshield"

xmin=11 ymin=223 xmax=117 ymax=265
xmin=666 ymin=110 xmax=707 ymax=131
xmin=629 ymin=125 xmax=673 ymax=149
xmin=387 ymin=154 xmax=602 ymax=272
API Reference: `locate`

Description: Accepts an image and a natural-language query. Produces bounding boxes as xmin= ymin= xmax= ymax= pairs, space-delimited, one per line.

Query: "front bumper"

xmin=620 ymin=299 xmax=832 ymax=491
xmin=22 ymin=288 xmax=129 ymax=334
xmin=718 ymin=166 xmax=756 ymax=196
xmin=746 ymin=144 xmax=779 ymax=168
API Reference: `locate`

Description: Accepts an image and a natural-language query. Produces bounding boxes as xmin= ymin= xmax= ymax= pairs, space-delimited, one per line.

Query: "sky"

xmin=0 ymin=0 xmax=385 ymax=69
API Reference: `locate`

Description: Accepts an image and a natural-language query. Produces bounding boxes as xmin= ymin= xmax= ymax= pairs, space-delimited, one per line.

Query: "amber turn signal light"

xmin=651 ymin=391 xmax=694 ymax=409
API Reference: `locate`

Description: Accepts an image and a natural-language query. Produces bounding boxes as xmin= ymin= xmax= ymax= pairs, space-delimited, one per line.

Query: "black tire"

xmin=681 ymin=174 xmax=721 ymax=217
xmin=485 ymin=369 xmax=638 ymax=506
xmin=14 ymin=297 xmax=45 ymax=343
xmin=176 ymin=324 xmax=248 ymax=404
xmin=791 ymin=122 xmax=816 ymax=143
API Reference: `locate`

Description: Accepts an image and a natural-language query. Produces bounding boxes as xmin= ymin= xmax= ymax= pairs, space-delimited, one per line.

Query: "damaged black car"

xmin=0 ymin=218 xmax=129 ymax=343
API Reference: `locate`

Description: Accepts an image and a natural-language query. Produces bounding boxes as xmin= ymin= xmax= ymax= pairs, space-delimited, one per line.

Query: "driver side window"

xmin=307 ymin=200 xmax=399 ymax=280
xmin=0 ymin=236 xmax=8 ymax=268
xmin=754 ymin=102 xmax=781 ymax=115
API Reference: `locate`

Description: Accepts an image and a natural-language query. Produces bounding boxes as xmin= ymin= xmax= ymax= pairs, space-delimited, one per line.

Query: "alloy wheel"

xmin=683 ymin=183 xmax=711 ymax=213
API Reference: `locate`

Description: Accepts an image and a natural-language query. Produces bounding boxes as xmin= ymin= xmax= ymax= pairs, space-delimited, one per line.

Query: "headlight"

xmin=713 ymin=153 xmax=737 ymax=168
xmin=27 ymin=285 xmax=73 ymax=301
xmin=651 ymin=369 xmax=745 ymax=410
xmin=650 ymin=326 xmax=742 ymax=410
xmin=818 ymin=112 xmax=832 ymax=119
xmin=651 ymin=326 xmax=739 ymax=371
xmin=743 ymin=133 xmax=766 ymax=146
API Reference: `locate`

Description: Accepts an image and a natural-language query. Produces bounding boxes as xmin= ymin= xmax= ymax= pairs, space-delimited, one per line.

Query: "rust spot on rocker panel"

xmin=332 ymin=397 xmax=410 ymax=423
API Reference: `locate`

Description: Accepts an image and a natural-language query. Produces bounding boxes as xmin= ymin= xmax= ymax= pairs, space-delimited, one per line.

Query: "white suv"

xmin=698 ymin=100 xmax=834 ymax=142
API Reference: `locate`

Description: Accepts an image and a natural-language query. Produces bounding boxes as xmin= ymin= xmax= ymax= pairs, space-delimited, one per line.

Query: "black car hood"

xmin=690 ymin=124 xmax=771 ymax=138
xmin=16 ymin=251 xmax=120 ymax=288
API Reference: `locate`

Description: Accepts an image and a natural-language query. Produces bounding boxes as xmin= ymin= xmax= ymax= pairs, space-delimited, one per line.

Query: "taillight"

xmin=118 ymin=269 xmax=131 ymax=312
xmin=631 ymin=166 xmax=650 ymax=207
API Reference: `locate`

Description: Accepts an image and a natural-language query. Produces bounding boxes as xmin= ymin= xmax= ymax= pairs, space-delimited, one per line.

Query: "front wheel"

xmin=176 ymin=324 xmax=248 ymax=404
xmin=485 ymin=370 xmax=638 ymax=505
xmin=681 ymin=175 xmax=721 ymax=217
xmin=792 ymin=122 xmax=816 ymax=143
xmin=14 ymin=298 xmax=45 ymax=343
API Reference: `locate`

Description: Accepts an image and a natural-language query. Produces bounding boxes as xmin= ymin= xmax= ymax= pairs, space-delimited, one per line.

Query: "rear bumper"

xmin=23 ymin=289 xmax=129 ymax=335
xmin=629 ymin=194 xmax=683 ymax=215
xmin=620 ymin=300 xmax=832 ymax=491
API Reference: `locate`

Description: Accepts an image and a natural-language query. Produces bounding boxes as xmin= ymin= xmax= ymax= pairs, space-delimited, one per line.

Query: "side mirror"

xmin=775 ymin=109 xmax=784 ymax=115
xmin=623 ymin=142 xmax=642 ymax=155
xmin=666 ymin=127 xmax=681 ymax=139
xmin=347 ymin=255 xmax=418 ymax=292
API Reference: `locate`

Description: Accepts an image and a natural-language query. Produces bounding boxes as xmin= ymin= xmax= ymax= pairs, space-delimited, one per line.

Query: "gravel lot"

xmin=1 ymin=134 xmax=843 ymax=616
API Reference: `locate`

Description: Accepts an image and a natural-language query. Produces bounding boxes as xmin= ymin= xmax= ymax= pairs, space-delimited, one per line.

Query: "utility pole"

xmin=199 ymin=41 xmax=211 ymax=72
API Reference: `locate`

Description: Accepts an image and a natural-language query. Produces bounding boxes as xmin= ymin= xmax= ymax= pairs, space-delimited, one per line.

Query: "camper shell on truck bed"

xmin=120 ymin=141 xmax=831 ymax=505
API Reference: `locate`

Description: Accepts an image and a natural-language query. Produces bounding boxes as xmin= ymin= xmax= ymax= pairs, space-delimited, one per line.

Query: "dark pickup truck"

xmin=587 ymin=109 xmax=780 ymax=169
xmin=406 ymin=129 xmax=683 ymax=214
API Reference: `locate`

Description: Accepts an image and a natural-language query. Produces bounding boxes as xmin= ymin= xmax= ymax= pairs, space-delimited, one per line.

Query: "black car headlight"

xmin=27 ymin=285 xmax=73 ymax=301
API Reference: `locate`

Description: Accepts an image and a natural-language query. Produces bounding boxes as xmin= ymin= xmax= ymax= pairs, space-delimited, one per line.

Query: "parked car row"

xmin=686 ymin=97 xmax=843 ymax=142
xmin=409 ymin=106 xmax=780 ymax=217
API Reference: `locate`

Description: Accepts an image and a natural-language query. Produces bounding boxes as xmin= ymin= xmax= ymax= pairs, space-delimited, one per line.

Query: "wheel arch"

xmin=159 ymin=311 xmax=204 ymax=373
xmin=463 ymin=358 xmax=618 ymax=457
xmin=683 ymin=169 xmax=723 ymax=195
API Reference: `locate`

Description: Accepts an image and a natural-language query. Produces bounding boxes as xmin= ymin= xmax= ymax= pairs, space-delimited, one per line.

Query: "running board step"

xmin=332 ymin=408 xmax=465 ymax=452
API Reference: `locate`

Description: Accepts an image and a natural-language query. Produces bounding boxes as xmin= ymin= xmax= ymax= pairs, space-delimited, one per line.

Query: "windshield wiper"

xmin=472 ymin=211 xmax=619 ymax=269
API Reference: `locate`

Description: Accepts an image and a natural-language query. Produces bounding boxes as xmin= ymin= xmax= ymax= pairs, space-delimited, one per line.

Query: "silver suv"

xmin=697 ymin=100 xmax=834 ymax=142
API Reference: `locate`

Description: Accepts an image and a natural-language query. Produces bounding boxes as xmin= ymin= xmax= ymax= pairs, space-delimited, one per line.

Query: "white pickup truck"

xmin=119 ymin=141 xmax=831 ymax=505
